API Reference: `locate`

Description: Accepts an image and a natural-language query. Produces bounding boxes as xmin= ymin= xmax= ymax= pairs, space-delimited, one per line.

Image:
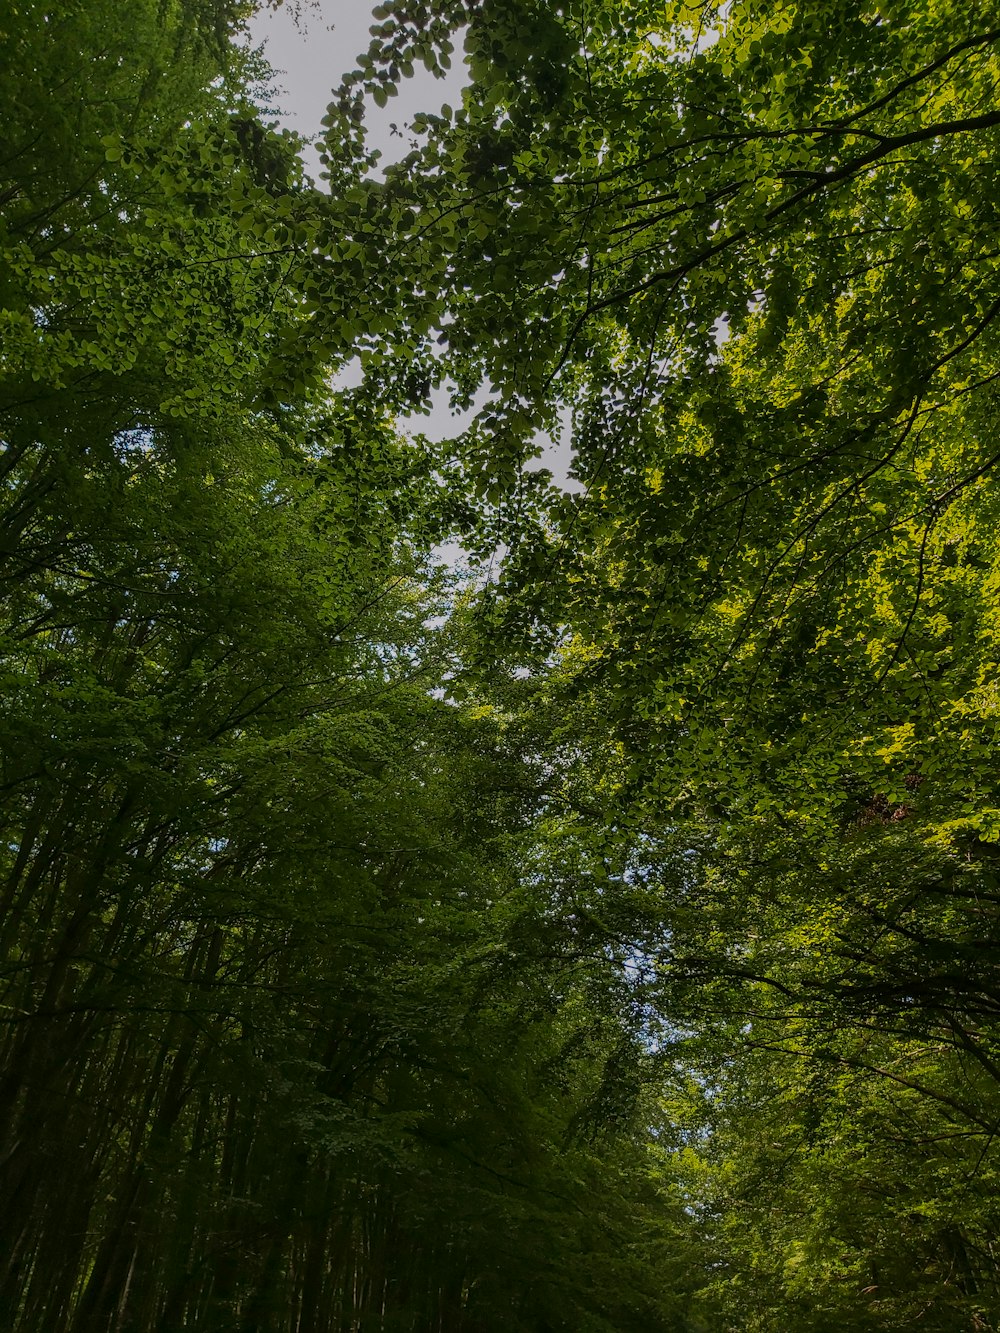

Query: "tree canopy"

xmin=3 ymin=1 xmax=1000 ymax=1329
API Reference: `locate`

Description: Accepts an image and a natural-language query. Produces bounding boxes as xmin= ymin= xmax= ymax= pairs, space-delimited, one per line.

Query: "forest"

xmin=1 ymin=0 xmax=999 ymax=1328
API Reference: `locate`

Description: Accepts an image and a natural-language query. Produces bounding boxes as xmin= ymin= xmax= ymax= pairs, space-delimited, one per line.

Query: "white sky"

xmin=247 ymin=1 xmax=467 ymax=177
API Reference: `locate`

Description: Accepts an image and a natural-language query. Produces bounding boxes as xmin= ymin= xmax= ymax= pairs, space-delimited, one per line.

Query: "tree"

xmin=344 ymin=0 xmax=1000 ymax=1318
xmin=1 ymin=5 xmax=702 ymax=1329
xmin=357 ymin=0 xmax=1000 ymax=817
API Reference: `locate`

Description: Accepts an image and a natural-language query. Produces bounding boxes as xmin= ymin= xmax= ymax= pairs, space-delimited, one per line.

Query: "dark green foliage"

xmin=7 ymin=0 xmax=1000 ymax=1329
xmin=352 ymin=0 xmax=1000 ymax=1326
xmin=0 ymin=4 xmax=692 ymax=1330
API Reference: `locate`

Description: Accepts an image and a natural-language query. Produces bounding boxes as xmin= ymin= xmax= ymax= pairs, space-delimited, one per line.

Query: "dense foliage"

xmin=2 ymin=0 xmax=1000 ymax=1329
xmin=355 ymin=0 xmax=1000 ymax=1326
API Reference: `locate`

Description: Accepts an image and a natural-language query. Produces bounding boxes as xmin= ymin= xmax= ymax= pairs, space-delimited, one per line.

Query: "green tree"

xmin=347 ymin=0 xmax=1000 ymax=1319
xmin=1 ymin=5 xmax=703 ymax=1329
xmin=358 ymin=0 xmax=1000 ymax=826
